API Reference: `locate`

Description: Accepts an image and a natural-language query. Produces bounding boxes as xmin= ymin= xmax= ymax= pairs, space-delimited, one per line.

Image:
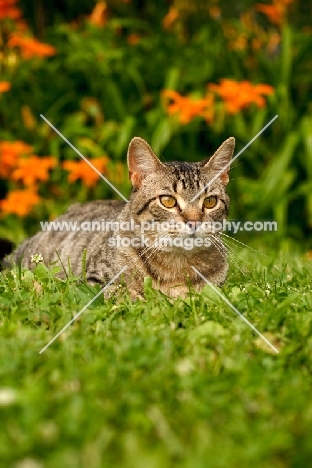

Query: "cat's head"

xmin=126 ymin=137 xmax=235 ymax=250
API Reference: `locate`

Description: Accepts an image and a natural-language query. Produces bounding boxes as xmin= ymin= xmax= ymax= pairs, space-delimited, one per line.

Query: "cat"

xmin=3 ymin=136 xmax=235 ymax=298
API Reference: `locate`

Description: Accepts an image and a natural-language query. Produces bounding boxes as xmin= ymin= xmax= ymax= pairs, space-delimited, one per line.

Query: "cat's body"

xmin=4 ymin=137 xmax=235 ymax=298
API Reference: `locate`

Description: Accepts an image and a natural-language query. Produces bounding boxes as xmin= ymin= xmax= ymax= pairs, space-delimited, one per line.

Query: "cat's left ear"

xmin=202 ymin=137 xmax=235 ymax=186
xmin=127 ymin=137 xmax=164 ymax=188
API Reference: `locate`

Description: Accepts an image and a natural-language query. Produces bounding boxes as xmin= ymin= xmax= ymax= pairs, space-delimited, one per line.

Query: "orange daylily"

xmin=0 ymin=140 xmax=33 ymax=178
xmin=0 ymin=81 xmax=11 ymax=93
xmin=0 ymin=188 xmax=40 ymax=216
xmin=256 ymin=0 xmax=294 ymax=25
xmin=0 ymin=0 xmax=22 ymax=20
xmin=62 ymin=157 xmax=109 ymax=187
xmin=8 ymin=33 xmax=56 ymax=59
xmin=89 ymin=1 xmax=107 ymax=27
xmin=10 ymin=156 xmax=57 ymax=185
xmin=208 ymin=79 xmax=274 ymax=114
xmin=162 ymin=90 xmax=214 ymax=124
xmin=162 ymin=7 xmax=179 ymax=29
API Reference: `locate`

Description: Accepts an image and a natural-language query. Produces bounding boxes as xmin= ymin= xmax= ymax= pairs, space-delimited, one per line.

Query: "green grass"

xmin=1 ymin=241 xmax=312 ymax=468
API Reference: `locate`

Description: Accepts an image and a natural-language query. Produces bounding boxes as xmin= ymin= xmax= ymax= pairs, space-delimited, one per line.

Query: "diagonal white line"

xmin=39 ymin=266 xmax=128 ymax=354
xmin=191 ymin=266 xmax=279 ymax=354
xmin=40 ymin=114 xmax=128 ymax=202
xmin=191 ymin=114 xmax=278 ymax=201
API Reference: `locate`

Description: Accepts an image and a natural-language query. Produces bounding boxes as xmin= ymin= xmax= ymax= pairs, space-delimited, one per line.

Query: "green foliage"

xmin=1 ymin=246 xmax=312 ymax=467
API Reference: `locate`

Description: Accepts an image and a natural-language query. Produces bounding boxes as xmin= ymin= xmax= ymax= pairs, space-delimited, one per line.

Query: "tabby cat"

xmin=4 ymin=136 xmax=235 ymax=298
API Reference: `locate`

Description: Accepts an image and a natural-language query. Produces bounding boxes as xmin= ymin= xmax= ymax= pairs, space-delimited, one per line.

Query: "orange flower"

xmin=62 ymin=157 xmax=109 ymax=187
xmin=256 ymin=4 xmax=282 ymax=24
xmin=162 ymin=7 xmax=179 ymax=29
xmin=0 ymin=0 xmax=22 ymax=20
xmin=208 ymin=79 xmax=274 ymax=114
xmin=88 ymin=1 xmax=107 ymax=27
xmin=162 ymin=90 xmax=214 ymax=124
xmin=10 ymin=156 xmax=56 ymax=185
xmin=256 ymin=0 xmax=293 ymax=25
xmin=8 ymin=33 xmax=56 ymax=59
xmin=0 ymin=81 xmax=11 ymax=93
xmin=0 ymin=140 xmax=33 ymax=178
xmin=0 ymin=188 xmax=40 ymax=216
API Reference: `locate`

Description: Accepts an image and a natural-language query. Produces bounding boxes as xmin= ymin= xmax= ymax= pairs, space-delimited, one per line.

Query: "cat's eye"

xmin=203 ymin=196 xmax=218 ymax=209
xmin=159 ymin=195 xmax=177 ymax=208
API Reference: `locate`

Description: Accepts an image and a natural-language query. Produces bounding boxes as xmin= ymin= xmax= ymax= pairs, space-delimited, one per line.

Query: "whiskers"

xmin=220 ymin=232 xmax=268 ymax=258
xmin=209 ymin=233 xmax=252 ymax=278
xmin=208 ymin=229 xmax=267 ymax=280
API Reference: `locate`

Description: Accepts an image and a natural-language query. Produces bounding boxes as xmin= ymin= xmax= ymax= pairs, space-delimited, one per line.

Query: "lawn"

xmin=1 ymin=239 xmax=312 ymax=468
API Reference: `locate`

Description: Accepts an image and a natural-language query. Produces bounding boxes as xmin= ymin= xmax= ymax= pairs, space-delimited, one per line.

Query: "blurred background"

xmin=0 ymin=0 xmax=311 ymax=246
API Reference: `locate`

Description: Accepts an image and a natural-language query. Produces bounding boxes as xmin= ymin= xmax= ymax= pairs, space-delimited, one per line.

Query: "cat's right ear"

xmin=127 ymin=137 xmax=164 ymax=188
xmin=202 ymin=137 xmax=235 ymax=186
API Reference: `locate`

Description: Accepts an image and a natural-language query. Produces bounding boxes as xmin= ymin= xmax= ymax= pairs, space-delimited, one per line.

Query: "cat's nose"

xmin=185 ymin=220 xmax=200 ymax=232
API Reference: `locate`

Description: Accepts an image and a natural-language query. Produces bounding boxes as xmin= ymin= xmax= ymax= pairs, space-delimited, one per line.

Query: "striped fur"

xmin=5 ymin=137 xmax=235 ymax=298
